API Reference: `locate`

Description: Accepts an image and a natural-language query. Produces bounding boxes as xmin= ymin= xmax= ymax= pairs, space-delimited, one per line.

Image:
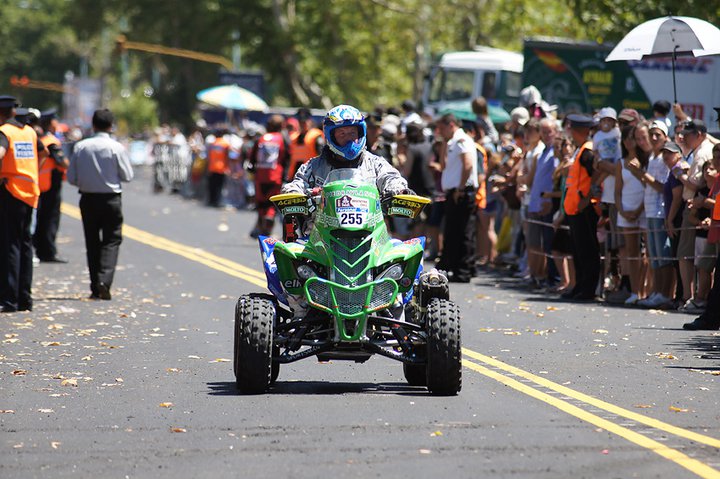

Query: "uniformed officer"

xmin=0 ymin=95 xmax=46 ymax=312
xmin=561 ymin=114 xmax=601 ymax=301
xmin=34 ymin=108 xmax=69 ymax=263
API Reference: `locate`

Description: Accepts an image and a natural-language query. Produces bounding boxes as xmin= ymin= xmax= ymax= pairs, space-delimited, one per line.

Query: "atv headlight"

xmin=377 ymin=263 xmax=404 ymax=281
xmin=297 ymin=264 xmax=318 ymax=280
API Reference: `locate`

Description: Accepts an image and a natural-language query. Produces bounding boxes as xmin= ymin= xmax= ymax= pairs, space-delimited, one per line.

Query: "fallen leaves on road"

xmin=593 ymin=329 xmax=609 ymax=334
xmin=159 ymin=402 xmax=174 ymax=408
xmin=12 ymin=369 xmax=27 ymax=376
xmin=211 ymin=358 xmax=231 ymax=363
xmin=171 ymin=427 xmax=187 ymax=433
xmin=60 ymin=378 xmax=78 ymax=387
xmin=634 ymin=404 xmax=653 ymax=409
xmin=50 ymin=441 xmax=61 ymax=449
xmin=653 ymin=352 xmax=677 ymax=360
xmin=38 ymin=408 xmax=54 ymax=413
xmin=430 ymin=431 xmax=443 ymax=437
xmin=0 ymin=410 xmax=15 ymax=414
xmin=669 ymin=406 xmax=689 ymax=413
xmin=531 ymin=329 xmax=556 ymax=336
xmin=166 ymin=368 xmax=181 ymax=373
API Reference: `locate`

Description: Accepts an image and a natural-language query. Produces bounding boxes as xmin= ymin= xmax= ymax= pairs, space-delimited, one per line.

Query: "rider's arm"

xmin=373 ymin=153 xmax=408 ymax=196
xmin=281 ymin=157 xmax=315 ymax=194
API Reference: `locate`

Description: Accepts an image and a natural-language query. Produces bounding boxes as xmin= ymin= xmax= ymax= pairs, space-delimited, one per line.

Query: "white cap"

xmin=381 ymin=122 xmax=398 ymax=137
xmin=649 ymin=119 xmax=669 ymax=136
xmin=597 ymin=107 xmax=617 ymax=121
xmin=519 ymin=85 xmax=542 ymax=107
xmin=511 ymin=107 xmax=529 ymax=126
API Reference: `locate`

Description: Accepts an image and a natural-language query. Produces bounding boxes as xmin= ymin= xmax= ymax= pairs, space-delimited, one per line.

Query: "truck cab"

xmin=422 ymin=47 xmax=524 ymax=116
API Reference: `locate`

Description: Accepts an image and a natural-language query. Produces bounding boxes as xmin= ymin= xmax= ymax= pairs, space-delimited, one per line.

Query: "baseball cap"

xmin=597 ymin=107 xmax=617 ymax=121
xmin=618 ymin=108 xmax=641 ymax=123
xmin=649 ymin=120 xmax=668 ymax=136
xmin=680 ymin=119 xmax=707 ymax=135
xmin=661 ymin=141 xmax=682 ymax=153
xmin=511 ymin=107 xmax=529 ymax=126
xmin=519 ymin=85 xmax=542 ymax=108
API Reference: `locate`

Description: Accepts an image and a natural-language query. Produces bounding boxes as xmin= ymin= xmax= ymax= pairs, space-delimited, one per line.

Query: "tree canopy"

xmin=1 ymin=0 xmax=718 ymax=130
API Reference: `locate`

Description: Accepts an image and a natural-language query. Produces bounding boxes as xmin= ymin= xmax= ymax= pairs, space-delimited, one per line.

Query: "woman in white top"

xmin=615 ymin=125 xmax=648 ymax=304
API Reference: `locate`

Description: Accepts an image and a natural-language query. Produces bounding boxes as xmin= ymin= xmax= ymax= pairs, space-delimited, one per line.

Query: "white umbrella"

xmin=605 ymin=16 xmax=720 ymax=103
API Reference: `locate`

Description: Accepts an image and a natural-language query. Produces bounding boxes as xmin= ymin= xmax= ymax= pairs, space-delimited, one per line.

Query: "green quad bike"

xmin=233 ymin=168 xmax=461 ymax=395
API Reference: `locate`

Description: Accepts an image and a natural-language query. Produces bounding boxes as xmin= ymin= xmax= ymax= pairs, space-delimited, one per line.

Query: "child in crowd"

xmin=592 ymin=107 xmax=624 ymax=297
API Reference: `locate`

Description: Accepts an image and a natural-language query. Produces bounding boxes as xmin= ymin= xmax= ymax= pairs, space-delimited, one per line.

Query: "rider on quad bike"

xmin=282 ymin=104 xmax=412 ymax=201
xmin=281 ymin=105 xmax=414 ymax=318
xmin=233 ymin=105 xmax=461 ymax=396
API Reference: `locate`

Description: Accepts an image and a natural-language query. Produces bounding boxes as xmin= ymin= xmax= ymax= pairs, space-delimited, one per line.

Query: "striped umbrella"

xmin=196 ymin=84 xmax=268 ymax=111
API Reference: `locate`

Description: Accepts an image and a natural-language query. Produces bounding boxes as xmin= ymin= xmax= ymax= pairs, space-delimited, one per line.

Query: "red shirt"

xmin=252 ymin=132 xmax=287 ymax=185
xmin=708 ymin=181 xmax=720 ymax=244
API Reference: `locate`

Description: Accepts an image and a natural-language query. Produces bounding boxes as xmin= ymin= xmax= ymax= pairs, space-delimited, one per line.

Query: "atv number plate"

xmin=338 ymin=211 xmax=367 ymax=226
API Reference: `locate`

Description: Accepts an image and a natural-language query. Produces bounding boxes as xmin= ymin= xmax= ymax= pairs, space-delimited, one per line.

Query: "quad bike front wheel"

xmin=425 ymin=298 xmax=462 ymax=395
xmin=234 ymin=295 xmax=275 ymax=394
xmin=403 ymin=363 xmax=427 ymax=386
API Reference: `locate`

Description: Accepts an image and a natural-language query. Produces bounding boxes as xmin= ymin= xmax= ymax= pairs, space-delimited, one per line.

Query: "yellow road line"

xmin=462 ymin=359 xmax=720 ymax=479
xmin=462 ymin=347 xmax=720 ymax=449
xmin=61 ymin=203 xmax=267 ymax=287
xmin=61 ymin=201 xmax=720 ymax=475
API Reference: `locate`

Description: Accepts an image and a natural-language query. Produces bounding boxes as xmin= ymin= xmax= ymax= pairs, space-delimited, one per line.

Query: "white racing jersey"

xmin=282 ymin=147 xmax=408 ymax=197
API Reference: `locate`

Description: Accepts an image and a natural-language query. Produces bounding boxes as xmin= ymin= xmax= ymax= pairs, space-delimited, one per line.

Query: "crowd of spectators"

xmin=147 ymin=92 xmax=720 ymax=328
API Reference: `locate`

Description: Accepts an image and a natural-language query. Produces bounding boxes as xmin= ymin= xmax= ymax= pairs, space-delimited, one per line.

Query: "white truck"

xmin=421 ymin=46 xmax=523 ymax=123
xmin=422 ymin=38 xmax=720 ymax=130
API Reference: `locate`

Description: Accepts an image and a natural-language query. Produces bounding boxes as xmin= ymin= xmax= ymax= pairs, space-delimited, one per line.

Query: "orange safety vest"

xmin=287 ymin=128 xmax=322 ymax=178
xmin=207 ymin=137 xmax=230 ymax=174
xmin=38 ymin=133 xmax=64 ymax=193
xmin=563 ymin=141 xmax=594 ymax=215
xmin=0 ymin=123 xmax=40 ymax=208
xmin=475 ymin=142 xmax=488 ymax=209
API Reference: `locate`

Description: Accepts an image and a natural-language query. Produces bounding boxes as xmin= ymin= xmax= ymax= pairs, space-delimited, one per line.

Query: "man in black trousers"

xmin=561 ymin=114 xmax=600 ymax=301
xmin=0 ymin=95 xmax=46 ymax=313
xmin=436 ymin=113 xmax=478 ymax=282
xmin=34 ymin=108 xmax=69 ymax=263
xmin=67 ymin=109 xmax=133 ymax=300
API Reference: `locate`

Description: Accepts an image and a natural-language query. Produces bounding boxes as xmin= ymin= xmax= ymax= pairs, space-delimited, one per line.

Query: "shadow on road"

xmin=207 ymin=380 xmax=428 ymax=396
xmin=663 ymin=334 xmax=720 ymax=367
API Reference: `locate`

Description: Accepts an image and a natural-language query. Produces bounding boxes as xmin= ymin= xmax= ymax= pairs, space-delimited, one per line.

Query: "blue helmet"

xmin=323 ymin=105 xmax=367 ymax=161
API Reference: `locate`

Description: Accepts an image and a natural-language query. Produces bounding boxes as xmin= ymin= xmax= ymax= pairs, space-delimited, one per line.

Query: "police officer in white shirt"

xmin=437 ymin=113 xmax=478 ymax=282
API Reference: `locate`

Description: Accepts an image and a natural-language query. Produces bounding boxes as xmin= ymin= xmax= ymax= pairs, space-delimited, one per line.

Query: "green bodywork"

xmin=272 ymin=169 xmax=424 ymax=341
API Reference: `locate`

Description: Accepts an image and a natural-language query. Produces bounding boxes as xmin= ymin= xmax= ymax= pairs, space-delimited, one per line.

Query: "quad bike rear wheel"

xmin=234 ymin=295 xmax=275 ymax=394
xmin=425 ymin=298 xmax=462 ymax=395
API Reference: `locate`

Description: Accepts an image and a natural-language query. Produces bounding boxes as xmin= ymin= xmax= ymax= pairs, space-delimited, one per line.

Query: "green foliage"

xmin=2 ymin=0 xmax=718 ymax=129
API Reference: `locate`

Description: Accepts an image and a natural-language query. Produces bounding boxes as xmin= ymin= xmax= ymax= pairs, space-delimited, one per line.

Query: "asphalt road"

xmin=2 ymin=167 xmax=719 ymax=479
